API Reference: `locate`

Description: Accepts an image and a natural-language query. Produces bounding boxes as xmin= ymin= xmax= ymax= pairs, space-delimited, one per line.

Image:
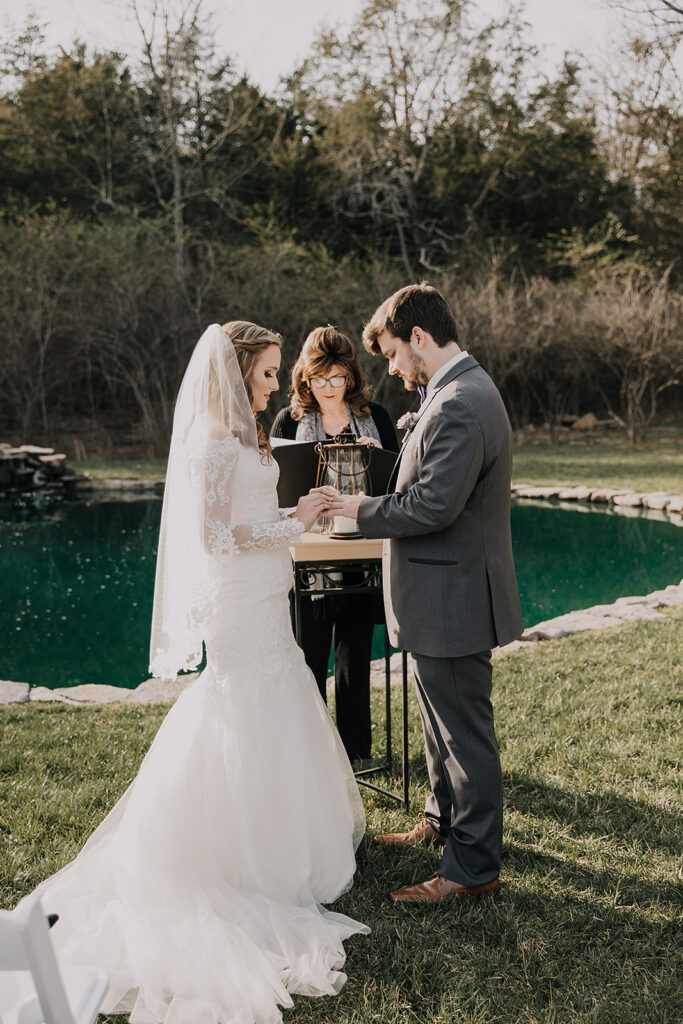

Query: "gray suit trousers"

xmin=412 ymin=650 xmax=502 ymax=886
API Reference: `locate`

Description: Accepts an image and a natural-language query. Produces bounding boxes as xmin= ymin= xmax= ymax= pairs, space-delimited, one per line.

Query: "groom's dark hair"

xmin=362 ymin=282 xmax=458 ymax=354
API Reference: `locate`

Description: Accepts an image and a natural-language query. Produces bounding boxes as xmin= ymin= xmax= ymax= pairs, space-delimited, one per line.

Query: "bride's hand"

xmin=295 ymin=492 xmax=331 ymax=531
xmin=310 ymin=485 xmax=340 ymax=503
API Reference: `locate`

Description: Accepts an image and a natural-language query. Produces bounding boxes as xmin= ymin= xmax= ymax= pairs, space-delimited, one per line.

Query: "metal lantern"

xmin=315 ymin=438 xmax=373 ymax=536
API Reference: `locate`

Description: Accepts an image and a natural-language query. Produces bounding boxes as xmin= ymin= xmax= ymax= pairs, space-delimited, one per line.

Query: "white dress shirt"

xmin=425 ymin=349 xmax=470 ymax=398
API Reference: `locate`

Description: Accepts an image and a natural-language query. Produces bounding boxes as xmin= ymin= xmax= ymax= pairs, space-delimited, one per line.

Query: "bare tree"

xmin=291 ymin=0 xmax=481 ymax=276
xmin=0 ymin=216 xmax=84 ymax=438
xmin=130 ymin=0 xmax=283 ymax=289
xmin=445 ymin=269 xmax=592 ymax=438
xmin=448 ymin=267 xmax=530 ymax=428
xmin=132 ymin=1 xmax=203 ymax=281
xmin=596 ymin=39 xmax=678 ymax=182
xmin=607 ymin=1 xmax=683 ymax=20
xmin=583 ymin=268 xmax=682 ymax=443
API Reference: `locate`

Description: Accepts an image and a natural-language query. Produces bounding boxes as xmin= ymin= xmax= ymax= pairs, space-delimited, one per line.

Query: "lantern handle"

xmin=314 ymin=438 xmax=373 ymax=490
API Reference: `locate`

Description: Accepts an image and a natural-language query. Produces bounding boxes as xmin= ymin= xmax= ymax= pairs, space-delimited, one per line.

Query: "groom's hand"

xmin=309 ymin=486 xmax=340 ymax=503
xmin=327 ymin=492 xmax=367 ymax=520
xmin=309 ymin=486 xmax=366 ymax=520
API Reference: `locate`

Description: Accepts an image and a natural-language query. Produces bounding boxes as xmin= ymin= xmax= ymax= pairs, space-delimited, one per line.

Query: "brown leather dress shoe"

xmin=390 ymin=873 xmax=501 ymax=903
xmin=374 ymin=812 xmax=447 ymax=848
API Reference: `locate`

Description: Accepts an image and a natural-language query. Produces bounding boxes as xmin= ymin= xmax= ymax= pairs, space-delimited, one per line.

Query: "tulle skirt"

xmin=35 ymin=556 xmax=369 ymax=1024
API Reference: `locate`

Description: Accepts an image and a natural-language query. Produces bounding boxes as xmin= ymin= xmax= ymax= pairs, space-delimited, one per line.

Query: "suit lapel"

xmin=417 ymin=354 xmax=479 ymax=419
xmin=387 ymin=409 xmax=418 ymax=490
xmin=386 ymin=355 xmax=479 ymax=492
xmin=387 ymin=448 xmax=404 ymax=492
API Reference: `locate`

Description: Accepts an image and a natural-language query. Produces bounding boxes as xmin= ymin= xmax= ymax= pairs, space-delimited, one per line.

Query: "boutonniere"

xmin=397 ymin=411 xmax=419 ymax=434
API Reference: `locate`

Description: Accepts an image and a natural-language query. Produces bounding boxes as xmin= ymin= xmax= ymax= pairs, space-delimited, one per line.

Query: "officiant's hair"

xmin=221 ymin=320 xmax=282 ymax=458
xmin=289 ymin=326 xmax=373 ymax=421
xmin=363 ymin=283 xmax=458 ymax=354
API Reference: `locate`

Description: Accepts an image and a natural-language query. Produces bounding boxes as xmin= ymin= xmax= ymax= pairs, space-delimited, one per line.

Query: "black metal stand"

xmin=292 ymin=555 xmax=409 ymax=811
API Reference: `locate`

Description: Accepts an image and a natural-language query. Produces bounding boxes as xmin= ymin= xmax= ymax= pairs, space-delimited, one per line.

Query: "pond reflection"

xmin=0 ymin=494 xmax=681 ymax=689
xmin=1 ymin=495 xmax=162 ymax=688
xmin=511 ymin=499 xmax=682 ymax=624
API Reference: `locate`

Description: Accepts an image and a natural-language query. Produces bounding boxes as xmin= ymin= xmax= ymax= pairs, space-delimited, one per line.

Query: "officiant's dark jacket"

xmin=358 ymin=356 xmax=522 ymax=657
xmin=270 ymin=400 xmax=397 ymax=763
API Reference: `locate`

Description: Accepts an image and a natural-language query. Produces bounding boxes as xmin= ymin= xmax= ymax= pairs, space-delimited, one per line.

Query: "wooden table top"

xmin=290 ymin=531 xmax=383 ymax=562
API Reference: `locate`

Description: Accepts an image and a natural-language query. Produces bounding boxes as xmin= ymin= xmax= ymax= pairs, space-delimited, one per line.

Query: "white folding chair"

xmin=0 ymin=893 xmax=108 ymax=1024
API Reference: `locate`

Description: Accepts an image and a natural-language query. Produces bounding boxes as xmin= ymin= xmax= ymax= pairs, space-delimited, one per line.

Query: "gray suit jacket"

xmin=358 ymin=355 xmax=523 ymax=658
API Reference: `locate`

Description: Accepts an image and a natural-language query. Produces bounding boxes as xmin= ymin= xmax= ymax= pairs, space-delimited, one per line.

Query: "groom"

xmin=327 ymin=283 xmax=522 ymax=903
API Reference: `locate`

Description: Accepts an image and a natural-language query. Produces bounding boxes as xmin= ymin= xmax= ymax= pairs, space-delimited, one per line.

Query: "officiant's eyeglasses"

xmin=308 ymin=375 xmax=347 ymax=388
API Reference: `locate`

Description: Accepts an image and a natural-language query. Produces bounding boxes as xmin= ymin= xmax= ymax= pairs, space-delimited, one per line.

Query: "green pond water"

xmin=0 ymin=495 xmax=681 ymax=689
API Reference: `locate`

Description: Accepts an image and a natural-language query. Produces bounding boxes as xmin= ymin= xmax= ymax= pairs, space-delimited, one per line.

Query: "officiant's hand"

xmin=295 ymin=492 xmax=332 ymax=531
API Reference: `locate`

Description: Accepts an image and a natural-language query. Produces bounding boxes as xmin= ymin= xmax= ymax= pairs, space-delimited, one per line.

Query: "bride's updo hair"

xmin=221 ymin=320 xmax=282 ymax=459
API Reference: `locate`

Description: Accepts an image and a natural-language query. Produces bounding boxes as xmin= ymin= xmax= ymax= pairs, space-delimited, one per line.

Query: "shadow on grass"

xmin=325 ymin=851 xmax=680 ymax=1024
xmin=359 ymin=762 xmax=681 ymax=917
xmin=504 ymin=771 xmax=682 ymax=858
xmin=362 ymin=832 xmax=680 ymax=913
xmin=90 ymin=772 xmax=680 ymax=1023
xmin=501 ymin=844 xmax=681 ymax=913
xmin=377 ymin=734 xmax=681 ymax=862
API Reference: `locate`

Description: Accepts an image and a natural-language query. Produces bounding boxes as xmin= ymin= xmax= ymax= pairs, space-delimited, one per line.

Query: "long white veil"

xmin=149 ymin=324 xmax=258 ymax=678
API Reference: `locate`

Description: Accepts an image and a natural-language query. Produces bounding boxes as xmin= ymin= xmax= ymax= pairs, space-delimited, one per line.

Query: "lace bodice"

xmin=189 ymin=436 xmax=304 ymax=557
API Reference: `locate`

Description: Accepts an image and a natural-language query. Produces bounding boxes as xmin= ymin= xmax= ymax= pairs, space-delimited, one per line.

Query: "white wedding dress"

xmin=36 ymin=436 xmax=369 ymax=1024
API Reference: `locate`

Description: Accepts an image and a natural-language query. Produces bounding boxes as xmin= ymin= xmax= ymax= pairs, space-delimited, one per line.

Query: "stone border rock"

xmin=0 ymin=675 xmax=200 ymax=706
xmin=22 ymin=675 xmax=196 ymax=706
xmin=0 ymin=680 xmax=31 ymax=704
xmin=2 ymin=580 xmax=680 ymax=706
xmin=73 ymin=478 xmax=165 ymax=493
xmin=512 ymin=483 xmax=683 ymax=522
xmin=496 ymin=579 xmax=683 ymax=652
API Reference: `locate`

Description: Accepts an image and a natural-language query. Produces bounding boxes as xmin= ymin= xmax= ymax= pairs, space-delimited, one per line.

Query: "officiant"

xmin=270 ymin=326 xmax=398 ymax=763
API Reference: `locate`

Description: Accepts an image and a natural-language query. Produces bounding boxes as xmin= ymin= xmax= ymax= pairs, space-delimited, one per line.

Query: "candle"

xmin=333 ymin=515 xmax=358 ymax=534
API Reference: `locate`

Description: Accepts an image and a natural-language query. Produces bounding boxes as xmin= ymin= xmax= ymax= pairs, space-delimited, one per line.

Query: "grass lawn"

xmin=78 ymin=458 xmax=167 ymax=480
xmin=78 ymin=427 xmax=683 ymax=494
xmin=512 ymin=438 xmax=683 ymax=495
xmin=2 ymin=607 xmax=681 ymax=1024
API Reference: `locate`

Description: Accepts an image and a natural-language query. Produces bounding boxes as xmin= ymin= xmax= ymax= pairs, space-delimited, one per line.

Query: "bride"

xmin=34 ymin=321 xmax=369 ymax=1024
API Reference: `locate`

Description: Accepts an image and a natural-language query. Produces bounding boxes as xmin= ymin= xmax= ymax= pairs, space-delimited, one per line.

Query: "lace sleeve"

xmin=189 ymin=437 xmax=304 ymax=556
xmin=230 ymin=517 xmax=305 ymax=554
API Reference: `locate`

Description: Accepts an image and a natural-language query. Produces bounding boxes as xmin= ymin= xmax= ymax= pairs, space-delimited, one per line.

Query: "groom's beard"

xmin=403 ymin=346 xmax=430 ymax=390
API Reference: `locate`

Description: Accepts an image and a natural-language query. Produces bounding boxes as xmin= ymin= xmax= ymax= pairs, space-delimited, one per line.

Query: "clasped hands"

xmin=315 ymin=486 xmax=366 ymax=519
xmin=294 ymin=486 xmax=367 ymax=531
